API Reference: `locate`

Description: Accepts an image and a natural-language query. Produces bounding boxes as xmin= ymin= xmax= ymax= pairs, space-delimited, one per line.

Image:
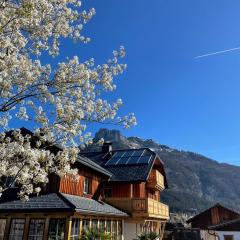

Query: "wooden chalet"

xmin=0 ymin=132 xmax=169 ymax=240
xmin=187 ymin=203 xmax=240 ymax=230
xmin=187 ymin=204 xmax=240 ymax=240
xmin=82 ymin=143 xmax=169 ymax=240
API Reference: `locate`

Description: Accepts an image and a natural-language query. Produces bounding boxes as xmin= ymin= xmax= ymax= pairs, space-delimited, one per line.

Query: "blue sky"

xmin=22 ymin=0 xmax=240 ymax=165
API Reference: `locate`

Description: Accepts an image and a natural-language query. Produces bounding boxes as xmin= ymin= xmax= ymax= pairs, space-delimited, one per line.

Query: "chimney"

xmin=102 ymin=142 xmax=113 ymax=153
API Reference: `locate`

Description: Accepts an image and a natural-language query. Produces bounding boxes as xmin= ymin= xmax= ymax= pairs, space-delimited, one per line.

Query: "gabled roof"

xmin=208 ymin=217 xmax=240 ymax=230
xmin=187 ymin=203 xmax=240 ymax=224
xmin=0 ymin=193 xmax=128 ymax=217
xmin=81 ymin=148 xmax=168 ymax=186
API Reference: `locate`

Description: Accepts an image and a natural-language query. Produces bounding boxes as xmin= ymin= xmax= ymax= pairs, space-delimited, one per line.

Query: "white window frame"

xmin=83 ymin=177 xmax=91 ymax=194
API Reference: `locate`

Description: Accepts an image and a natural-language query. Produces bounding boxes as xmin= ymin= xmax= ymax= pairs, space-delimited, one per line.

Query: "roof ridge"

xmin=81 ymin=147 xmax=154 ymax=154
xmin=57 ymin=192 xmax=76 ymax=210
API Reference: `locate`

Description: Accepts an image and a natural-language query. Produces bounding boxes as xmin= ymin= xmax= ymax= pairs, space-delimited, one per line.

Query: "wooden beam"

xmin=23 ymin=217 xmax=30 ymax=240
xmin=3 ymin=217 xmax=11 ymax=240
xmin=159 ymin=221 xmax=166 ymax=240
xmin=130 ymin=184 xmax=133 ymax=198
xmin=66 ymin=217 xmax=72 ymax=240
xmin=121 ymin=219 xmax=125 ymax=240
xmin=43 ymin=217 xmax=50 ymax=240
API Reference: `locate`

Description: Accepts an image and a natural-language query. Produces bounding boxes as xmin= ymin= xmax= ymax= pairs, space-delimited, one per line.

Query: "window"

xmin=104 ymin=188 xmax=112 ymax=198
xmin=224 ymin=236 xmax=234 ymax=240
xmin=81 ymin=219 xmax=90 ymax=233
xmin=28 ymin=219 xmax=45 ymax=240
xmin=83 ymin=177 xmax=91 ymax=194
xmin=91 ymin=219 xmax=98 ymax=230
xmin=99 ymin=220 xmax=105 ymax=233
xmin=8 ymin=219 xmax=25 ymax=240
xmin=117 ymin=221 xmax=122 ymax=240
xmin=106 ymin=220 xmax=111 ymax=234
xmin=0 ymin=219 xmax=6 ymax=240
xmin=112 ymin=221 xmax=117 ymax=240
xmin=48 ymin=219 xmax=66 ymax=240
xmin=70 ymin=219 xmax=80 ymax=240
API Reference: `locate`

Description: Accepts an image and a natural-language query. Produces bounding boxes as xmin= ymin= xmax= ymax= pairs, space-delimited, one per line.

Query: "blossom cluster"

xmin=0 ymin=129 xmax=79 ymax=200
xmin=0 ymin=0 xmax=136 ymax=197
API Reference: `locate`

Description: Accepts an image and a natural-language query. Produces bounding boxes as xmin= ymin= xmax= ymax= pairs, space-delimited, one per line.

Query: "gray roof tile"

xmin=61 ymin=193 xmax=128 ymax=217
xmin=0 ymin=193 xmax=71 ymax=213
xmin=76 ymin=155 xmax=112 ymax=177
xmin=0 ymin=193 xmax=128 ymax=217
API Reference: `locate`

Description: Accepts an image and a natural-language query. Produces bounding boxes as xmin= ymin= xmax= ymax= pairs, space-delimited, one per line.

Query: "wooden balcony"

xmin=146 ymin=169 xmax=165 ymax=191
xmin=105 ymin=198 xmax=169 ymax=220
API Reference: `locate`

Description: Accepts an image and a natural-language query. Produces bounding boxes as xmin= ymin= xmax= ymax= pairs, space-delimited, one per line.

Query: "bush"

xmin=80 ymin=228 xmax=112 ymax=240
xmin=137 ymin=232 xmax=158 ymax=240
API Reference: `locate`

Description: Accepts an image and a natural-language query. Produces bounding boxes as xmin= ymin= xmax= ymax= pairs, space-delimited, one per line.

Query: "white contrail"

xmin=195 ymin=46 xmax=240 ymax=59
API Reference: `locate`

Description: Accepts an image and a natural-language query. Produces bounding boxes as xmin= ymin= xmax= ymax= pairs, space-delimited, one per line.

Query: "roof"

xmin=208 ymin=217 xmax=240 ymax=230
xmin=76 ymin=155 xmax=112 ymax=178
xmin=0 ymin=193 xmax=71 ymax=213
xmin=187 ymin=203 xmax=240 ymax=224
xmin=0 ymin=193 xmax=128 ymax=217
xmin=81 ymin=148 xmax=168 ymax=185
xmin=61 ymin=193 xmax=128 ymax=217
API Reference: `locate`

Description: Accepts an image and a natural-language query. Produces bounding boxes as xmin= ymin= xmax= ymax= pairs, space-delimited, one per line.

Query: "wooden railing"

xmin=132 ymin=198 xmax=169 ymax=219
xmin=147 ymin=170 xmax=165 ymax=191
xmin=105 ymin=197 xmax=169 ymax=220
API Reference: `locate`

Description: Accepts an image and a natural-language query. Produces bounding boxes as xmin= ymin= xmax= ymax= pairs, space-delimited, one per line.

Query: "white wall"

xmin=200 ymin=230 xmax=217 ymax=240
xmin=124 ymin=222 xmax=142 ymax=240
xmin=217 ymin=231 xmax=240 ymax=240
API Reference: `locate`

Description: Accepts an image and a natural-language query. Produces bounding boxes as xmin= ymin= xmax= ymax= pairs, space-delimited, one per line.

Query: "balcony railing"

xmin=106 ymin=197 xmax=169 ymax=220
xmin=146 ymin=170 xmax=165 ymax=191
xmin=132 ymin=198 xmax=169 ymax=219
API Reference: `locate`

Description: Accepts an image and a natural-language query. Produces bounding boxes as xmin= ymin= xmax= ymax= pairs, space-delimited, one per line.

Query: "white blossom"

xmin=0 ymin=0 xmax=137 ymax=198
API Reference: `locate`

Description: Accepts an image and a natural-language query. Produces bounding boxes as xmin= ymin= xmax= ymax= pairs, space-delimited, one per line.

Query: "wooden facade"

xmin=103 ymin=159 xmax=169 ymax=221
xmin=187 ymin=204 xmax=240 ymax=230
xmin=59 ymin=171 xmax=101 ymax=198
xmin=102 ymin=157 xmax=169 ymax=240
xmin=47 ymin=165 xmax=105 ymax=199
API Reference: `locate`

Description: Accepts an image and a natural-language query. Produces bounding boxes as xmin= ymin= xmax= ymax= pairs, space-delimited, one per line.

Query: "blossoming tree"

xmin=0 ymin=0 xmax=136 ymax=199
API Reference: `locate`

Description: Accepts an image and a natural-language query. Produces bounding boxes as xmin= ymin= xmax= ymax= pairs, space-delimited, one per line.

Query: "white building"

xmin=208 ymin=218 xmax=240 ymax=240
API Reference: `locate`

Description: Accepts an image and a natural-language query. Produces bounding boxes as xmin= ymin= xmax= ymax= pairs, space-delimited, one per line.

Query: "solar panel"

xmin=137 ymin=155 xmax=152 ymax=164
xmin=126 ymin=156 xmax=141 ymax=165
xmin=105 ymin=149 xmax=153 ymax=166
xmin=112 ymin=151 xmax=125 ymax=158
xmin=121 ymin=150 xmax=135 ymax=158
xmin=132 ymin=149 xmax=145 ymax=157
xmin=116 ymin=157 xmax=128 ymax=165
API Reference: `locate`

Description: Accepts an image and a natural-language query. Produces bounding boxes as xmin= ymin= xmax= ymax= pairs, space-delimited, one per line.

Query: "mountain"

xmin=86 ymin=128 xmax=240 ymax=213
